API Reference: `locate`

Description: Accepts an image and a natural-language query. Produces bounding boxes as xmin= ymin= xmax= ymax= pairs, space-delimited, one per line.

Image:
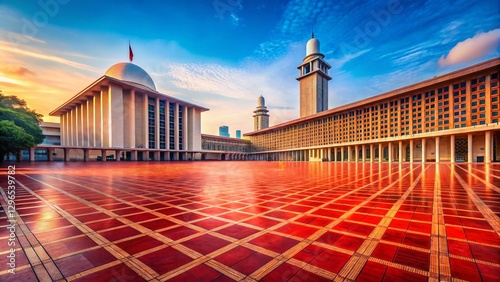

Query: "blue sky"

xmin=0 ymin=0 xmax=499 ymax=135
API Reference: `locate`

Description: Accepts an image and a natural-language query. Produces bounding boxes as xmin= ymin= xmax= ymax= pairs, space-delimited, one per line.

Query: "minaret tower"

xmin=253 ymin=95 xmax=269 ymax=131
xmin=297 ymin=33 xmax=332 ymax=117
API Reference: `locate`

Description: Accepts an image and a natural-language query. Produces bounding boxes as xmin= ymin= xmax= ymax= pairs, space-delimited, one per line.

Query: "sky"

xmin=0 ymin=0 xmax=499 ymax=136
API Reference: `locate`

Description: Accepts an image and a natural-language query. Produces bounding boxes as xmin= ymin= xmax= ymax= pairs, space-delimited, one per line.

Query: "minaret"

xmin=253 ymin=95 xmax=269 ymax=131
xmin=297 ymin=33 xmax=332 ymax=117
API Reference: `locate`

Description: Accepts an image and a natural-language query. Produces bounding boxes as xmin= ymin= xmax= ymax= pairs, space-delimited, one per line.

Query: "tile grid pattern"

xmin=0 ymin=162 xmax=498 ymax=282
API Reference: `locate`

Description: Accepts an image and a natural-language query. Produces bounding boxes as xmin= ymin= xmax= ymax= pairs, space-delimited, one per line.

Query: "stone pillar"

xmin=398 ymin=140 xmax=403 ymax=163
xmin=348 ymin=146 xmax=352 ymax=162
xmin=144 ymin=94 xmax=149 ymax=149
xmin=64 ymin=149 xmax=70 ymax=162
xmin=29 ymin=147 xmax=35 ymax=162
xmin=435 ymin=136 xmax=440 ymax=163
xmin=485 ymin=131 xmax=492 ymax=163
xmin=388 ymin=142 xmax=392 ymax=163
xmin=101 ymin=150 xmax=107 ymax=162
xmin=361 ymin=145 xmax=365 ymax=162
xmin=450 ymin=135 xmax=456 ymax=163
xmin=410 ymin=139 xmax=414 ymax=163
xmin=334 ymin=147 xmax=337 ymax=162
xmin=47 ymin=148 xmax=53 ymax=162
xmin=467 ymin=133 xmax=473 ymax=163
xmin=83 ymin=149 xmax=89 ymax=162
xmin=341 ymin=147 xmax=344 ymax=162
xmin=370 ymin=144 xmax=374 ymax=163
xmin=378 ymin=143 xmax=382 ymax=163
xmin=422 ymin=138 xmax=426 ymax=163
xmin=354 ymin=145 xmax=359 ymax=162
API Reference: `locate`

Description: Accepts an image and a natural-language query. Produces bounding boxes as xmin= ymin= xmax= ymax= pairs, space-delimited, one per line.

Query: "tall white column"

xmin=348 ymin=146 xmax=352 ymax=162
xmin=422 ymin=138 xmax=426 ymax=163
xmin=410 ymin=139 xmax=414 ymax=163
xmin=155 ymin=97 xmax=160 ymax=149
xmin=370 ymin=144 xmax=374 ymax=163
xmin=467 ymin=133 xmax=473 ymax=163
xmin=81 ymin=103 xmax=88 ymax=147
xmin=144 ymin=94 xmax=149 ymax=149
xmin=450 ymin=135 xmax=455 ymax=163
xmin=183 ymin=105 xmax=188 ymax=151
xmin=398 ymin=140 xmax=403 ymax=163
xmin=174 ymin=103 xmax=179 ymax=150
xmin=101 ymin=86 xmax=110 ymax=147
xmin=485 ymin=131 xmax=492 ymax=163
xmin=334 ymin=147 xmax=337 ymax=162
xmin=87 ymin=97 xmax=94 ymax=147
xmin=388 ymin=142 xmax=392 ymax=163
xmin=93 ymin=92 xmax=102 ymax=147
xmin=361 ymin=145 xmax=365 ymax=162
xmin=378 ymin=143 xmax=382 ymax=163
xmin=435 ymin=136 xmax=440 ymax=163
xmin=129 ymin=90 xmax=136 ymax=148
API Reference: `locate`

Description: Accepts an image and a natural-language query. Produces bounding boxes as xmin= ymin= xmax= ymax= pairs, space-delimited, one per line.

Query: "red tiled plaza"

xmin=1 ymin=161 xmax=499 ymax=281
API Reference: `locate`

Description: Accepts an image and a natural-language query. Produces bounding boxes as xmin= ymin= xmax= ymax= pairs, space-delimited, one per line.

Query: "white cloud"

xmin=152 ymin=45 xmax=303 ymax=135
xmin=439 ymin=29 xmax=500 ymax=66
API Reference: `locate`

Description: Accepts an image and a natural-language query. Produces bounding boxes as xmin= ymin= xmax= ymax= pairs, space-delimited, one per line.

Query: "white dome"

xmin=105 ymin=62 xmax=156 ymax=91
xmin=306 ymin=37 xmax=320 ymax=56
xmin=257 ymin=95 xmax=266 ymax=107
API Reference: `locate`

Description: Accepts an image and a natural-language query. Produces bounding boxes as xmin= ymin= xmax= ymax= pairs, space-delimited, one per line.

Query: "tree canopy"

xmin=0 ymin=90 xmax=44 ymax=161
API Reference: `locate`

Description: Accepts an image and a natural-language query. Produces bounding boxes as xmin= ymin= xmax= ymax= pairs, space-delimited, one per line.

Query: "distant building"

xmin=253 ymin=96 xmax=269 ymax=131
xmin=245 ymin=36 xmax=500 ymax=163
xmin=219 ymin=125 xmax=230 ymax=137
xmin=236 ymin=130 xmax=241 ymax=139
xmin=40 ymin=122 xmax=61 ymax=145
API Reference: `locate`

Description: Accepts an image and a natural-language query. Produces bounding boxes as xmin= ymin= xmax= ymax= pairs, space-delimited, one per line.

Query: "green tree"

xmin=0 ymin=120 xmax=35 ymax=160
xmin=0 ymin=90 xmax=44 ymax=161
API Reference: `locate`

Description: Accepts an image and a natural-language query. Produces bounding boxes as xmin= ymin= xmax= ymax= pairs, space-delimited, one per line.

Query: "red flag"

xmin=129 ymin=42 xmax=134 ymax=62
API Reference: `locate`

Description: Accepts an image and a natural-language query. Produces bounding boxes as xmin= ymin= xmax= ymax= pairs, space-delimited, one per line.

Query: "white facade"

xmin=51 ymin=62 xmax=208 ymax=152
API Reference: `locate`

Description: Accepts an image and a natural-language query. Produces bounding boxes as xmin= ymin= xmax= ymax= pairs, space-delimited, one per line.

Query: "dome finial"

xmin=312 ymin=31 xmax=314 ymax=38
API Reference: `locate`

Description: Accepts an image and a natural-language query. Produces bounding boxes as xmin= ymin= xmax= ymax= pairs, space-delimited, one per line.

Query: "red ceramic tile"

xmin=384 ymin=266 xmax=427 ymax=281
xmin=447 ymin=239 xmax=473 ymax=258
xmin=315 ymin=231 xmax=343 ymax=245
xmin=34 ymin=226 xmax=83 ymax=244
xmin=290 ymin=269 xmax=332 ymax=282
xmin=449 ymin=257 xmax=482 ymax=281
xmin=44 ymin=236 xmax=98 ymax=258
xmin=115 ymin=235 xmax=164 ymax=255
xmin=294 ymin=215 xmax=333 ymax=227
xmin=214 ymin=246 xmax=254 ymax=266
xmin=217 ymin=224 xmax=260 ymax=240
xmin=159 ymin=226 xmax=198 ymax=241
xmin=249 ymin=233 xmax=299 ymax=254
xmin=401 ymin=232 xmax=430 ymax=249
xmin=372 ymin=243 xmax=398 ymax=261
xmin=86 ymin=218 xmax=125 ymax=231
xmin=310 ymin=248 xmax=351 ymax=273
xmin=181 ymin=234 xmax=230 ymax=255
xmin=260 ymin=262 xmax=302 ymax=281
xmin=72 ymin=263 xmax=146 ymax=282
xmin=140 ymin=218 xmax=177 ymax=230
xmin=393 ymin=247 xmax=430 ymax=271
xmin=477 ymin=263 xmax=500 ymax=282
xmin=356 ymin=260 xmax=387 ymax=282
xmin=293 ymin=244 xmax=327 ymax=264
xmin=275 ymin=223 xmax=319 ymax=238
xmin=191 ymin=218 xmax=228 ymax=230
xmin=243 ymin=217 xmax=281 ymax=229
xmin=334 ymin=234 xmax=364 ymax=251
xmin=99 ymin=226 xmax=142 ymax=242
xmin=124 ymin=212 xmax=158 ymax=222
xmin=468 ymin=243 xmax=500 ymax=263
xmin=138 ymin=247 xmax=192 ymax=275
xmin=231 ymin=252 xmax=273 ymax=276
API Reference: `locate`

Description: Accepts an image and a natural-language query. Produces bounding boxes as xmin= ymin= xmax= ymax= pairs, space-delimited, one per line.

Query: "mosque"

xmin=27 ymin=35 xmax=500 ymax=163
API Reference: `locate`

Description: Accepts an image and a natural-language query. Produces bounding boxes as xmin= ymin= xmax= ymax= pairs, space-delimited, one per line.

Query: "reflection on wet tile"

xmin=0 ymin=162 xmax=498 ymax=281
